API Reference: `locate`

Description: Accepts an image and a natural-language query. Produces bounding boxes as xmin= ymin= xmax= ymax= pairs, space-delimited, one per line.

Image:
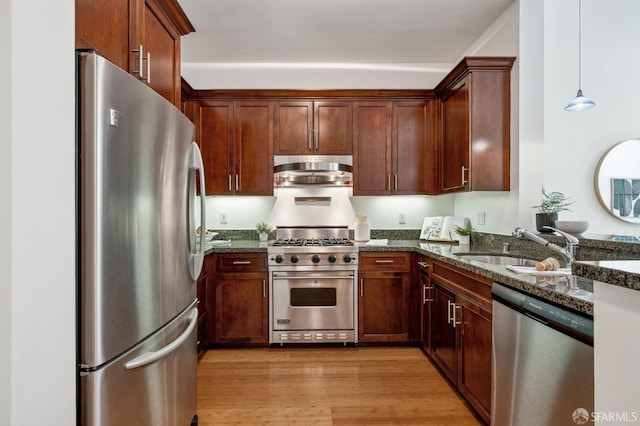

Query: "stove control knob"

xmin=290 ymin=255 xmax=299 ymax=263
xmin=274 ymin=255 xmax=284 ymax=264
xmin=328 ymin=254 xmax=337 ymax=263
xmin=343 ymin=254 xmax=352 ymax=263
xmin=311 ymin=254 xmax=321 ymax=263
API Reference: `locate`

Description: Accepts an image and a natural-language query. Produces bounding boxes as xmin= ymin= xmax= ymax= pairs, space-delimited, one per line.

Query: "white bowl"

xmin=196 ymin=228 xmax=219 ymax=241
xmin=554 ymin=220 xmax=589 ymax=235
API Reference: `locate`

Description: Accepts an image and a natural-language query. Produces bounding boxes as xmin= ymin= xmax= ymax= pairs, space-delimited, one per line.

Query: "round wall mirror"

xmin=594 ymin=138 xmax=640 ymax=223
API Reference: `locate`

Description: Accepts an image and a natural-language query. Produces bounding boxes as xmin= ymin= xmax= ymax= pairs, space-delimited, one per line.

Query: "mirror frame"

xmin=594 ymin=138 xmax=640 ymax=223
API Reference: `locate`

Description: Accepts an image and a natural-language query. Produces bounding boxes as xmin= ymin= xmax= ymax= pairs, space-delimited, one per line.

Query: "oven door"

xmin=271 ymin=271 xmax=355 ymax=331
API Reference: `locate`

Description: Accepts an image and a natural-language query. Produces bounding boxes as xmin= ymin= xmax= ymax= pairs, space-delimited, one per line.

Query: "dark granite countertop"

xmin=203 ymin=237 xmax=595 ymax=316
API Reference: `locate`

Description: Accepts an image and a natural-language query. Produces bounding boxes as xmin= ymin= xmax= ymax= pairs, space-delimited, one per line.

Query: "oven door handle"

xmin=272 ymin=275 xmax=355 ymax=280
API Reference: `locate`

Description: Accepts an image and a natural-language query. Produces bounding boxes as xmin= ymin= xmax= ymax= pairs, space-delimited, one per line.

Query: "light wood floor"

xmin=197 ymin=346 xmax=481 ymax=425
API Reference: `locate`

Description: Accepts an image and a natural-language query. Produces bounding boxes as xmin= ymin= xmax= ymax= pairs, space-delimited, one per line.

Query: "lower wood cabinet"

xmin=211 ymin=253 xmax=269 ymax=346
xmin=196 ymin=255 xmax=213 ymax=360
xmin=417 ymin=255 xmax=433 ymax=355
xmin=358 ymin=252 xmax=412 ymax=342
xmin=429 ymin=260 xmax=493 ymax=424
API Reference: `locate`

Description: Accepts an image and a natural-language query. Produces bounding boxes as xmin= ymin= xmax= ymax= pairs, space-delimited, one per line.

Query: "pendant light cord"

xmin=578 ymin=0 xmax=582 ymax=90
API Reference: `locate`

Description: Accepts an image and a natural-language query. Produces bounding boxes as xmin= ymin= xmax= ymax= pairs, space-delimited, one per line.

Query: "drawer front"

xmin=359 ymin=252 xmax=410 ymax=271
xmin=431 ymin=260 xmax=492 ymax=307
xmin=216 ymin=253 xmax=267 ymax=273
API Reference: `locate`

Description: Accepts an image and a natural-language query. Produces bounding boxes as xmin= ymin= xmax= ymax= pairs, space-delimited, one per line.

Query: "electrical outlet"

xmin=398 ymin=213 xmax=406 ymax=224
xmin=220 ymin=212 xmax=228 ymax=224
xmin=477 ymin=211 xmax=486 ymax=226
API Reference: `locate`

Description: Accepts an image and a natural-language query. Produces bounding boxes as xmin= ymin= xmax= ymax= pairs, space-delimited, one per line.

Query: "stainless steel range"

xmin=268 ymin=226 xmax=358 ymax=345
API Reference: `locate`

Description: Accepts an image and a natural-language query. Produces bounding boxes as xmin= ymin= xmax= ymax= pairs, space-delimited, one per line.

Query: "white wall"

xmin=205 ymin=192 xmax=455 ymax=230
xmin=0 ymin=2 xmax=12 ymax=423
xmin=544 ymin=0 xmax=640 ymax=235
xmin=2 ymin=0 xmax=77 ymax=425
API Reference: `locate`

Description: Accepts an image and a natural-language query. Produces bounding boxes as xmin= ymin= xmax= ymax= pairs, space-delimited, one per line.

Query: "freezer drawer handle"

xmin=125 ymin=308 xmax=198 ymax=370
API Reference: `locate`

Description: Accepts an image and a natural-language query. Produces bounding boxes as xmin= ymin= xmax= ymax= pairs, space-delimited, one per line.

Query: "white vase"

xmin=259 ymin=232 xmax=268 ymax=242
xmin=458 ymin=235 xmax=470 ymax=245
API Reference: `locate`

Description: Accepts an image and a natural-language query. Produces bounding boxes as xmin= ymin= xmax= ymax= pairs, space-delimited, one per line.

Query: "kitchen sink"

xmin=457 ymin=254 xmax=539 ymax=267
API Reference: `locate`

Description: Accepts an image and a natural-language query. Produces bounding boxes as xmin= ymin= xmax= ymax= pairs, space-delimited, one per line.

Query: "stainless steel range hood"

xmin=274 ymin=155 xmax=353 ymax=187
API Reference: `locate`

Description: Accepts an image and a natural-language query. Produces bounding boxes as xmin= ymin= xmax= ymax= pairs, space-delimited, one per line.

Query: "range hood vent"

xmin=274 ymin=155 xmax=353 ymax=187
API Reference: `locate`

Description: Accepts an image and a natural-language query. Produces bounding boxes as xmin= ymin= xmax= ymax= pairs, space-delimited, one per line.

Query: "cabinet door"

xmin=235 ymin=102 xmax=274 ymax=195
xmin=358 ymin=271 xmax=410 ymax=342
xmin=214 ymin=274 xmax=268 ymax=344
xmin=393 ymin=101 xmax=434 ymax=194
xmin=353 ymin=102 xmax=392 ymax=195
xmin=431 ymin=282 xmax=457 ymax=383
xmin=440 ymin=78 xmax=470 ymax=193
xmin=273 ymin=101 xmax=313 ymax=154
xmin=418 ymin=259 xmax=432 ymax=354
xmin=198 ymin=102 xmax=234 ymax=195
xmin=314 ymin=101 xmax=353 ymax=154
xmin=140 ymin=0 xmax=180 ymax=104
xmin=75 ymin=0 xmax=130 ymax=70
xmin=457 ymin=295 xmax=492 ymax=424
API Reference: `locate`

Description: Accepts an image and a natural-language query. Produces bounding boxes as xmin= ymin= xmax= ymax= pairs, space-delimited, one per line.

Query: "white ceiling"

xmin=179 ymin=0 xmax=515 ymax=89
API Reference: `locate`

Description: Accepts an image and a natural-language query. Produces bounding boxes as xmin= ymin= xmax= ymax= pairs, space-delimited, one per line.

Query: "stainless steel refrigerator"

xmin=76 ymin=50 xmax=206 ymax=426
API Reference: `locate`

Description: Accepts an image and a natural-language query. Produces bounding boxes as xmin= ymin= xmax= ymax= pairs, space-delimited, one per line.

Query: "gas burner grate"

xmin=272 ymin=238 xmax=304 ymax=247
xmin=322 ymin=238 xmax=354 ymax=246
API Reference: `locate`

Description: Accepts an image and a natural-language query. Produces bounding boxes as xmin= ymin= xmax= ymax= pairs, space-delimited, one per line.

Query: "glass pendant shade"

xmin=565 ymin=89 xmax=596 ymax=111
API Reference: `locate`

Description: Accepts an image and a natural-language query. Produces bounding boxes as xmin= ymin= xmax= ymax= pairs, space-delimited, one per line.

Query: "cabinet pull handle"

xmin=132 ymin=44 xmax=144 ymax=79
xmin=447 ymin=300 xmax=453 ymax=325
xmin=461 ymin=166 xmax=469 ymax=185
xmin=424 ymin=286 xmax=433 ymax=303
xmin=235 ymin=174 xmax=239 ymax=191
xmin=394 ymin=174 xmax=398 ymax=190
xmin=144 ymin=51 xmax=151 ymax=84
xmin=453 ymin=304 xmax=462 ymax=328
xmin=314 ymin=128 xmax=319 ymax=150
xmin=387 ymin=175 xmax=391 ymax=191
xmin=228 ymin=174 xmax=232 ymax=191
xmin=232 ymin=261 xmax=251 ymax=265
xmin=360 ymin=279 xmax=363 ymax=297
xmin=375 ymin=260 xmax=394 ymax=264
xmin=417 ymin=261 xmax=428 ymax=268
xmin=308 ymin=132 xmax=312 ymax=151
xmin=262 ymin=280 xmax=266 ymax=298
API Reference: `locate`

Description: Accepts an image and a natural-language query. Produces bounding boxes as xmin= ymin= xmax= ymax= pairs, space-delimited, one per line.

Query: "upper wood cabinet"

xmin=76 ymin=0 xmax=194 ymax=106
xmin=354 ymin=100 xmax=436 ymax=195
xmin=197 ymin=100 xmax=274 ymax=196
xmin=273 ymin=101 xmax=353 ymax=155
xmin=435 ymin=57 xmax=515 ymax=193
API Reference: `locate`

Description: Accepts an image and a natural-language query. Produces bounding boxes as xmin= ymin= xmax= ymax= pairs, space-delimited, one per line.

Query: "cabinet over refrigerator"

xmin=76 ymin=50 xmax=206 ymax=426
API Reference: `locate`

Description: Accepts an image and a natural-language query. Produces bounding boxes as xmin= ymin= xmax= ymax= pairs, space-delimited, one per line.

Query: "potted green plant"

xmin=454 ymin=223 xmax=475 ymax=245
xmin=255 ymin=221 xmax=273 ymax=242
xmin=531 ymin=187 xmax=573 ymax=232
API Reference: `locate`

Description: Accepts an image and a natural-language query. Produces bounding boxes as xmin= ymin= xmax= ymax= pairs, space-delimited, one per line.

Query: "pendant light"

xmin=565 ymin=0 xmax=595 ymax=111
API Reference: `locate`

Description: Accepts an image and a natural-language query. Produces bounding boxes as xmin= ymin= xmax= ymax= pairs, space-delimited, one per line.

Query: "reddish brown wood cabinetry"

xmin=274 ymin=101 xmax=352 ymax=155
xmin=212 ymin=253 xmax=269 ymax=345
xmin=435 ymin=57 xmax=515 ymax=193
xmin=358 ymin=252 xmax=413 ymax=342
xmin=429 ymin=259 xmax=493 ymax=424
xmin=417 ymin=255 xmax=433 ymax=356
xmin=196 ymin=101 xmax=273 ymax=196
xmin=196 ymin=255 xmax=213 ymax=360
xmin=354 ymin=101 xmax=436 ymax=195
xmin=76 ymin=0 xmax=193 ymax=106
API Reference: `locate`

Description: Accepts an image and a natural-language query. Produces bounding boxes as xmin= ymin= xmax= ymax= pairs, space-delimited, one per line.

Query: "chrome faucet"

xmin=512 ymin=226 xmax=579 ymax=267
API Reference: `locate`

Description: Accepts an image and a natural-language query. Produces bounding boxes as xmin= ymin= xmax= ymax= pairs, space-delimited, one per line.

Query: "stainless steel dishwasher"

xmin=491 ymin=283 xmax=594 ymax=426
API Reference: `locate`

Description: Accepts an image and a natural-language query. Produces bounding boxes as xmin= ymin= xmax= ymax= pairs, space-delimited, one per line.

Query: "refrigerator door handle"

xmin=189 ymin=142 xmax=207 ymax=281
xmin=124 ymin=308 xmax=198 ymax=370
